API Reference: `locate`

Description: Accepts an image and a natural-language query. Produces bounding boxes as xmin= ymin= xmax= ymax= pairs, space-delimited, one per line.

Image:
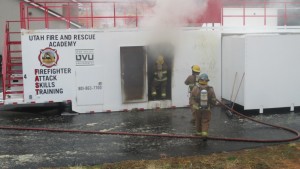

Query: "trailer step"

xmin=7 ymin=63 xmax=22 ymax=66
xmin=8 ymin=76 xmax=23 ymax=80
xmin=6 ymin=91 xmax=24 ymax=94
xmin=7 ymin=70 xmax=23 ymax=74
xmin=8 ymin=41 xmax=21 ymax=45
xmin=6 ymin=84 xmax=24 ymax=87
xmin=10 ymin=56 xmax=22 ymax=59
xmin=8 ymin=32 xmax=21 ymax=34
xmin=9 ymin=50 xmax=22 ymax=53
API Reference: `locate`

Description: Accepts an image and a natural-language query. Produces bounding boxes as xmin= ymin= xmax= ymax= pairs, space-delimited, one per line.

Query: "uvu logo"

xmin=76 ymin=54 xmax=94 ymax=61
xmin=75 ymin=49 xmax=94 ymax=66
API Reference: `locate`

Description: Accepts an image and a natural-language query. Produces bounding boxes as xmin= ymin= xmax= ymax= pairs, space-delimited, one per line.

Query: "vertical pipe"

xmin=243 ymin=0 xmax=245 ymax=26
xmin=24 ymin=3 xmax=27 ymax=29
xmin=91 ymin=2 xmax=94 ymax=28
xmin=124 ymin=4 xmax=126 ymax=27
xmin=264 ymin=0 xmax=266 ymax=26
xmin=114 ymin=2 xmax=116 ymax=27
xmin=20 ymin=2 xmax=24 ymax=29
xmin=221 ymin=5 xmax=223 ymax=26
xmin=45 ymin=3 xmax=49 ymax=29
xmin=284 ymin=3 xmax=287 ymax=26
xmin=136 ymin=2 xmax=138 ymax=27
xmin=27 ymin=6 xmax=30 ymax=30
xmin=67 ymin=2 xmax=71 ymax=29
xmin=2 ymin=22 xmax=8 ymax=100
xmin=6 ymin=22 xmax=11 ymax=90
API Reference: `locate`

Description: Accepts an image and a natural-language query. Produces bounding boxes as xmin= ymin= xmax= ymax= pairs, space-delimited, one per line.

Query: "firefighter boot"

xmin=161 ymin=92 xmax=166 ymax=99
xmin=191 ymin=111 xmax=196 ymax=124
xmin=202 ymin=131 xmax=208 ymax=141
xmin=195 ymin=131 xmax=202 ymax=136
xmin=151 ymin=90 xmax=157 ymax=100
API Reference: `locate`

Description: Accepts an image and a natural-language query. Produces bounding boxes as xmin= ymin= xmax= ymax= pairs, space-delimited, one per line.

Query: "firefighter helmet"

xmin=192 ymin=65 xmax=200 ymax=73
xmin=199 ymin=73 xmax=209 ymax=81
xmin=156 ymin=55 xmax=164 ymax=65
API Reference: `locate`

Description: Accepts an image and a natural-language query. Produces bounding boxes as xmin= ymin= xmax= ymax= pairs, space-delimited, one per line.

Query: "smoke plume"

xmin=140 ymin=0 xmax=208 ymax=28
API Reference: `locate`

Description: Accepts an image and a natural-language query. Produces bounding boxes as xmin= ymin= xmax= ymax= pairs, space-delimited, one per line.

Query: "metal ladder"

xmin=2 ymin=21 xmax=24 ymax=104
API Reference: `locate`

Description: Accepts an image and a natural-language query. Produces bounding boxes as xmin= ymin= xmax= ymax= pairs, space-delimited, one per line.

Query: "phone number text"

xmin=78 ymin=85 xmax=102 ymax=91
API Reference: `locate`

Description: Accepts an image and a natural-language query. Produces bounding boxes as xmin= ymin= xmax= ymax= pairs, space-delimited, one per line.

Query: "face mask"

xmin=157 ymin=64 xmax=162 ymax=70
xmin=199 ymin=80 xmax=208 ymax=85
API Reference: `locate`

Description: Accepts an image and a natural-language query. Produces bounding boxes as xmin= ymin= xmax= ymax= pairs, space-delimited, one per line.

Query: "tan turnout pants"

xmin=195 ymin=109 xmax=212 ymax=133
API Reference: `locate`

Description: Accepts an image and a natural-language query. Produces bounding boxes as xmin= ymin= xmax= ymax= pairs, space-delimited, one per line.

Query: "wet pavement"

xmin=0 ymin=106 xmax=299 ymax=169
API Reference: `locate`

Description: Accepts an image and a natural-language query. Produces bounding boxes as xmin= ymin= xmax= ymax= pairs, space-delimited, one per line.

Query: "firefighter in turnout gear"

xmin=191 ymin=73 xmax=217 ymax=140
xmin=151 ymin=55 xmax=168 ymax=99
xmin=185 ymin=65 xmax=201 ymax=123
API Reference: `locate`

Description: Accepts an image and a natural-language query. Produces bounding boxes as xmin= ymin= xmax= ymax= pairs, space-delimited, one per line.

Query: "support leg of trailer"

xmin=61 ymin=101 xmax=78 ymax=116
xmin=290 ymin=103 xmax=294 ymax=112
xmin=259 ymin=105 xmax=264 ymax=114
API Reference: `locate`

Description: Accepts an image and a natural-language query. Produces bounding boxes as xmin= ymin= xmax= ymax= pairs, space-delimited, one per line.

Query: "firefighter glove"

xmin=192 ymin=105 xmax=199 ymax=110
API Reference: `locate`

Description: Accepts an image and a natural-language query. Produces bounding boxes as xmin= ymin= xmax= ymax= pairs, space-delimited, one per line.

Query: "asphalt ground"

xmin=0 ymin=106 xmax=299 ymax=169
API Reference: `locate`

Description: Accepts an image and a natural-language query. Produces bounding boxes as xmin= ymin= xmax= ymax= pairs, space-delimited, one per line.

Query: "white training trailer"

xmin=3 ymin=0 xmax=300 ymax=114
xmin=222 ymin=33 xmax=300 ymax=112
xmin=20 ymin=29 xmax=221 ymax=113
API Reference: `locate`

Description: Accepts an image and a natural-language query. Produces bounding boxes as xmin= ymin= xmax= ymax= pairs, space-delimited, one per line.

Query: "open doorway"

xmin=120 ymin=46 xmax=147 ymax=103
xmin=147 ymin=43 xmax=174 ymax=101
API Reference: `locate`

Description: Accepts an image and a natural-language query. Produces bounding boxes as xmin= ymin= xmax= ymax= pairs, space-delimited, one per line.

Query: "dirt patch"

xmin=48 ymin=142 xmax=300 ymax=169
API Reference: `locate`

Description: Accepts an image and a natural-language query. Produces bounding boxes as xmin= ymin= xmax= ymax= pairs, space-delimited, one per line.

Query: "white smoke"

xmin=140 ymin=0 xmax=208 ymax=28
xmin=68 ymin=0 xmax=209 ymax=28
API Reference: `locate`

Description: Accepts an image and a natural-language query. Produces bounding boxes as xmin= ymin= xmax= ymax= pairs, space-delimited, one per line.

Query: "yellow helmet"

xmin=192 ymin=65 xmax=200 ymax=73
xmin=156 ymin=55 xmax=164 ymax=65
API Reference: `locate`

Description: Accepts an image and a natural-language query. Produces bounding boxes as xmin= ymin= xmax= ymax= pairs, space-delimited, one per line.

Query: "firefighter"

xmin=151 ymin=55 xmax=168 ymax=99
xmin=190 ymin=73 xmax=217 ymax=140
xmin=184 ymin=65 xmax=201 ymax=123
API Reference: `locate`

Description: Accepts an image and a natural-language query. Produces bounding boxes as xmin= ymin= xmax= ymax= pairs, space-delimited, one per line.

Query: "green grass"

xmin=43 ymin=142 xmax=300 ymax=169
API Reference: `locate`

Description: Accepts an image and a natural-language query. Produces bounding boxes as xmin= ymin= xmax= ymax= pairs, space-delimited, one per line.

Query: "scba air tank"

xmin=200 ymin=89 xmax=208 ymax=109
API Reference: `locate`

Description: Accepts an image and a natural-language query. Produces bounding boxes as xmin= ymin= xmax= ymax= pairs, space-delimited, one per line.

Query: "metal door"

xmin=120 ymin=46 xmax=147 ymax=103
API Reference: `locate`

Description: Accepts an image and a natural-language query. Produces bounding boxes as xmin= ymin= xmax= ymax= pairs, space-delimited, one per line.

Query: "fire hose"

xmin=0 ymin=99 xmax=299 ymax=143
